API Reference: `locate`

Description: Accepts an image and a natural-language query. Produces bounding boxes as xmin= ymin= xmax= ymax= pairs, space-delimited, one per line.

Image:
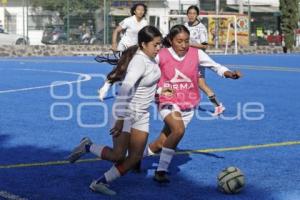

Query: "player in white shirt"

xmin=184 ymin=5 xmax=225 ymax=116
xmin=111 ymin=3 xmax=148 ymax=51
xmin=98 ymin=3 xmax=148 ymax=101
xmin=68 ymin=26 xmax=162 ymax=196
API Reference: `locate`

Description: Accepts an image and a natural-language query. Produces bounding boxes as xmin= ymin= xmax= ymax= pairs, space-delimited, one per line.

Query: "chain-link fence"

xmin=0 ymin=0 xmax=151 ymax=46
xmin=0 ymin=0 xmax=299 ymax=48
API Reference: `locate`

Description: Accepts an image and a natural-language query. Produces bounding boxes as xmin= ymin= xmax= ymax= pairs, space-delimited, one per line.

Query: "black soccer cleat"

xmin=153 ymin=171 xmax=170 ymax=183
xmin=132 ymin=160 xmax=142 ymax=173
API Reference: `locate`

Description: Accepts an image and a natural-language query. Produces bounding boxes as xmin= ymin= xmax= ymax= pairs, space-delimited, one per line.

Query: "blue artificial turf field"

xmin=0 ymin=54 xmax=299 ymax=200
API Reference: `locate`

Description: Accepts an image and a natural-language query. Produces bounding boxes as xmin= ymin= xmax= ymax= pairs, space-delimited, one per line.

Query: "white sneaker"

xmin=212 ymin=103 xmax=226 ymax=116
xmin=89 ymin=180 xmax=116 ymax=196
xmin=67 ymin=137 xmax=92 ymax=163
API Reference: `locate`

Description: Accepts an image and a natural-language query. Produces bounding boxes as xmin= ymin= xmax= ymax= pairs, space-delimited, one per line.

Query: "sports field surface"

xmin=0 ymin=54 xmax=299 ymax=200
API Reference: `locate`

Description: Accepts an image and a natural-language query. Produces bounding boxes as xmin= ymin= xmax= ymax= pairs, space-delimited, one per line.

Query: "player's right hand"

xmin=161 ymin=87 xmax=174 ymax=97
xmin=98 ymin=81 xmax=112 ymax=101
xmin=98 ymin=87 xmax=108 ymax=101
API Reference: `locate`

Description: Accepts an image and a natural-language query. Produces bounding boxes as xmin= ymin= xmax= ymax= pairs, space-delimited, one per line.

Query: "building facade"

xmin=0 ymin=0 xmax=298 ymax=46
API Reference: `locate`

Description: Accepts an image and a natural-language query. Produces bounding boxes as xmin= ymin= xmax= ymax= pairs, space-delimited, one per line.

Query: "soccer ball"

xmin=217 ymin=166 xmax=245 ymax=194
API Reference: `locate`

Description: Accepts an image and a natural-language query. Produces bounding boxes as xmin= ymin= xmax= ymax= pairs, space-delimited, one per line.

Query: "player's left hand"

xmin=224 ymin=70 xmax=242 ymax=79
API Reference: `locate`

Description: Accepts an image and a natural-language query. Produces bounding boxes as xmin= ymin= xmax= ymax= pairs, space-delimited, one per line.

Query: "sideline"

xmin=0 ymin=68 xmax=91 ymax=94
xmin=1 ymin=140 xmax=300 ymax=169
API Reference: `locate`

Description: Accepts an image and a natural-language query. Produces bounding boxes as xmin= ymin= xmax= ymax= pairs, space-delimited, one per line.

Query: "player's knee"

xmin=156 ymin=137 xmax=166 ymax=150
xmin=172 ymin=126 xmax=185 ymax=138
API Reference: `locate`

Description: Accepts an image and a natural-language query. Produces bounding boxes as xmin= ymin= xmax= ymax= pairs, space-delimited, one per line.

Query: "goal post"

xmin=158 ymin=14 xmax=241 ymax=55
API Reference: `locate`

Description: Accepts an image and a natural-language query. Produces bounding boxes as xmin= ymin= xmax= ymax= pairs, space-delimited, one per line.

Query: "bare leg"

xmin=198 ymin=77 xmax=215 ymax=98
xmin=149 ymin=125 xmax=171 ymax=153
xmin=120 ymin=129 xmax=149 ymax=172
xmin=198 ymin=77 xmax=225 ymax=116
xmin=100 ymin=132 xmax=130 ymax=162
xmin=162 ymin=111 xmax=185 ymax=149
xmin=68 ymin=132 xmax=130 ymax=164
xmin=89 ymin=129 xmax=148 ymax=195
xmin=94 ymin=129 xmax=148 ymax=183
xmin=154 ymin=111 xmax=185 ymax=183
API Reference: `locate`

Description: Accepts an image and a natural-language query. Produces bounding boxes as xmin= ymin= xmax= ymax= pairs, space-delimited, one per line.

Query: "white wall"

xmin=28 ymin=30 xmax=44 ymax=45
xmin=147 ymin=0 xmax=198 ymax=36
xmin=1 ymin=5 xmax=45 ymax=45
xmin=0 ymin=7 xmax=4 ymax=29
xmin=2 ymin=6 xmax=28 ymax=35
xmin=167 ymin=0 xmax=199 ymax=10
xmin=226 ymin=0 xmax=279 ymax=7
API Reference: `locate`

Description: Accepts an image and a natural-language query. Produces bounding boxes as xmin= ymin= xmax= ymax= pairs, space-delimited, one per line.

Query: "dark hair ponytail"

xmin=107 ymin=25 xmax=161 ymax=84
xmin=162 ymin=34 xmax=171 ymax=47
xmin=107 ymin=45 xmax=139 ymax=83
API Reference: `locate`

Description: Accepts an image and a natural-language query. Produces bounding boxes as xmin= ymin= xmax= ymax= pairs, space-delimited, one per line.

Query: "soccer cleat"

xmin=89 ymin=180 xmax=116 ymax=196
xmin=212 ymin=103 xmax=226 ymax=116
xmin=153 ymin=171 xmax=170 ymax=183
xmin=67 ymin=137 xmax=92 ymax=163
xmin=132 ymin=160 xmax=142 ymax=173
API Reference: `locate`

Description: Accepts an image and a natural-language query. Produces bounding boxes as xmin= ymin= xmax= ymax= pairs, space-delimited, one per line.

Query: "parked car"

xmin=41 ymin=25 xmax=67 ymax=44
xmin=266 ymin=35 xmax=282 ymax=46
xmin=0 ymin=31 xmax=29 ymax=45
xmin=41 ymin=24 xmax=104 ymax=45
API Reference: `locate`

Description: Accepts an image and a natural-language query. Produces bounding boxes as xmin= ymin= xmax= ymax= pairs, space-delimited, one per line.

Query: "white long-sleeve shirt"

xmin=156 ymin=47 xmax=229 ymax=78
xmin=98 ymin=47 xmax=229 ymax=103
xmin=118 ymin=16 xmax=148 ymax=49
xmin=184 ymin=21 xmax=208 ymax=45
xmin=114 ymin=50 xmax=161 ymax=118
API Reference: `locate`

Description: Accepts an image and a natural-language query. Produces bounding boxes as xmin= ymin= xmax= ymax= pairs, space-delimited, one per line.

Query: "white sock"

xmin=104 ymin=165 xmax=121 ymax=183
xmin=143 ymin=145 xmax=155 ymax=157
xmin=157 ymin=147 xmax=175 ymax=172
xmin=90 ymin=144 xmax=105 ymax=158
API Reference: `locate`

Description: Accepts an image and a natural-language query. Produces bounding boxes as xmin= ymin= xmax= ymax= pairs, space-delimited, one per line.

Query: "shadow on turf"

xmin=0 ymin=134 xmax=270 ymax=200
xmin=176 ymin=148 xmax=225 ymax=159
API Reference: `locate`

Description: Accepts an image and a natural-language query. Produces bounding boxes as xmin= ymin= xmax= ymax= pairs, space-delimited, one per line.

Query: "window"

xmin=28 ymin=15 xmax=52 ymax=30
xmin=5 ymin=14 xmax=16 ymax=33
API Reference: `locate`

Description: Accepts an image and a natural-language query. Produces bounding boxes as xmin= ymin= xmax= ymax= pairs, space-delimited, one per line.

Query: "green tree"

xmin=30 ymin=0 xmax=102 ymax=18
xmin=280 ymin=0 xmax=299 ymax=51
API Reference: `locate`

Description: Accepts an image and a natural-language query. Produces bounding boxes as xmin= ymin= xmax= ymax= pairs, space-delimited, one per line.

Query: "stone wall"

xmin=236 ymin=46 xmax=300 ymax=54
xmin=0 ymin=45 xmax=111 ymax=57
xmin=0 ymin=45 xmax=300 ymax=57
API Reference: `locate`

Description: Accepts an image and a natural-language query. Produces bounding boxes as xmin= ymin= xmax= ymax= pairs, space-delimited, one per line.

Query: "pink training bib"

xmin=158 ymin=47 xmax=200 ymax=110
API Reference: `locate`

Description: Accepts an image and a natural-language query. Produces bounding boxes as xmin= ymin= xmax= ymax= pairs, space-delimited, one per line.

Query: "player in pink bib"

xmin=143 ymin=25 xmax=242 ymax=183
xmin=157 ymin=47 xmax=200 ymax=110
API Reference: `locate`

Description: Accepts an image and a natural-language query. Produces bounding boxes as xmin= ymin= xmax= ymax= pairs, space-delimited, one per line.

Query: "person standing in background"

xmin=111 ymin=3 xmax=148 ymax=51
xmin=184 ymin=5 xmax=225 ymax=116
xmin=98 ymin=3 xmax=148 ymax=101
